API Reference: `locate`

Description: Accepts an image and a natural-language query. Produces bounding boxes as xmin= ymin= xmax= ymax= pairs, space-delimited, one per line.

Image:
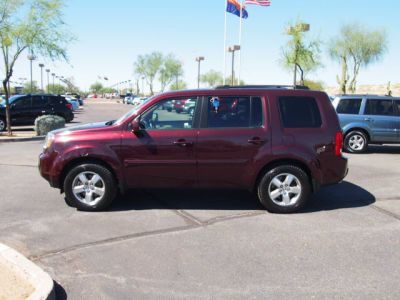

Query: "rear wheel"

xmin=344 ymin=130 xmax=368 ymax=153
xmin=0 ymin=117 xmax=6 ymax=132
xmin=64 ymin=164 xmax=117 ymax=211
xmin=257 ymin=165 xmax=311 ymax=213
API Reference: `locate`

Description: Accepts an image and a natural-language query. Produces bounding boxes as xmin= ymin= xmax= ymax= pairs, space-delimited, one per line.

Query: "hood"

xmin=53 ymin=121 xmax=111 ymax=135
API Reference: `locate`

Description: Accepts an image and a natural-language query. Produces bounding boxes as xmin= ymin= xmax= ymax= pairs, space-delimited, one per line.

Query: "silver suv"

xmin=332 ymin=95 xmax=400 ymax=153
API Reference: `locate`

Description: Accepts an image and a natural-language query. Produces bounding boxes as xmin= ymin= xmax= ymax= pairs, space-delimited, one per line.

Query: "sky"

xmin=4 ymin=0 xmax=400 ymax=92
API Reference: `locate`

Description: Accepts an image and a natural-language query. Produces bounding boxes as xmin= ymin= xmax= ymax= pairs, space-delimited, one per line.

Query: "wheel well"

xmin=254 ymin=159 xmax=313 ymax=192
xmin=344 ymin=128 xmax=370 ymax=142
xmin=59 ymin=157 xmax=119 ymax=192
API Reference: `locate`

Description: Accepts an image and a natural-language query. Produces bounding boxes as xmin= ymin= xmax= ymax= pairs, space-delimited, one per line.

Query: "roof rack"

xmin=215 ymin=85 xmax=310 ymax=90
xmin=335 ymin=94 xmax=392 ymax=97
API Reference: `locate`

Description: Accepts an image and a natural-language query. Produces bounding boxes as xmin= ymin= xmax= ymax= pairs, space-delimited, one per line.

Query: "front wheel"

xmin=344 ymin=131 xmax=368 ymax=153
xmin=257 ymin=165 xmax=311 ymax=214
xmin=0 ymin=117 xmax=6 ymax=132
xmin=64 ymin=164 xmax=117 ymax=211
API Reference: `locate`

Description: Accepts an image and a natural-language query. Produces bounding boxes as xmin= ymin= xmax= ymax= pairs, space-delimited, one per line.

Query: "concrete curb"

xmin=0 ymin=136 xmax=45 ymax=143
xmin=0 ymin=243 xmax=54 ymax=300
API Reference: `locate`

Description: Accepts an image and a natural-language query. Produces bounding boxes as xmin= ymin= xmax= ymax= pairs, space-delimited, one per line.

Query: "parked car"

xmin=66 ymin=93 xmax=83 ymax=106
xmin=132 ymin=97 xmax=147 ymax=106
xmin=182 ymin=99 xmax=196 ymax=115
xmin=332 ymin=95 xmax=400 ymax=153
xmin=39 ymin=85 xmax=348 ymax=213
xmin=65 ymin=97 xmax=79 ymax=111
xmin=0 ymin=94 xmax=74 ymax=131
xmin=162 ymin=100 xmax=174 ymax=111
xmin=173 ymin=99 xmax=188 ymax=113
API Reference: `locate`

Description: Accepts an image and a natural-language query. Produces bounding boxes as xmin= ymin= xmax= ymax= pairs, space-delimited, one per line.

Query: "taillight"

xmin=335 ymin=131 xmax=343 ymax=157
xmin=66 ymin=103 xmax=72 ymax=110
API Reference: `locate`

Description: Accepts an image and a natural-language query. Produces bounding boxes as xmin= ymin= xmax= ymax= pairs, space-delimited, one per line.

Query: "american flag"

xmin=245 ymin=0 xmax=271 ymax=6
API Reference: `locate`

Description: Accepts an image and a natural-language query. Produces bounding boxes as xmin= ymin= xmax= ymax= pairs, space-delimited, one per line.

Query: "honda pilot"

xmin=39 ymin=86 xmax=348 ymax=213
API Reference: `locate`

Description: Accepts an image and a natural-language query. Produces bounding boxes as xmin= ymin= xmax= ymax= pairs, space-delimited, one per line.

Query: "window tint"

xmin=140 ymin=98 xmax=198 ymax=130
xmin=395 ymin=101 xmax=400 ymax=116
xmin=32 ymin=96 xmax=46 ymax=107
xmin=336 ymin=98 xmax=362 ymax=114
xmin=279 ymin=96 xmax=322 ymax=128
xmin=13 ymin=97 xmax=31 ymax=108
xmin=364 ymin=99 xmax=394 ymax=116
xmin=48 ymin=96 xmax=63 ymax=105
xmin=206 ymin=96 xmax=263 ymax=128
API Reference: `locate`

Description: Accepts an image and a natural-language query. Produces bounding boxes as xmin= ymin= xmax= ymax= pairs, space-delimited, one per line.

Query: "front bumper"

xmin=39 ymin=151 xmax=60 ymax=188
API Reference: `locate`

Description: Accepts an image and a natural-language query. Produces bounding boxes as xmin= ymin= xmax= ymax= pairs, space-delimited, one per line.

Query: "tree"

xmin=46 ymin=83 xmax=65 ymax=94
xmin=134 ymin=52 xmax=163 ymax=95
xmin=282 ymin=21 xmax=321 ymax=86
xmin=201 ymin=70 xmax=223 ymax=87
xmin=89 ymin=82 xmax=103 ymax=94
xmin=329 ymin=24 xmax=387 ymax=94
xmin=0 ymin=0 xmax=71 ymax=135
xmin=303 ymin=79 xmax=324 ymax=91
xmin=23 ymin=80 xmax=39 ymax=93
xmin=159 ymin=54 xmax=183 ymax=92
xmin=169 ymin=80 xmax=187 ymax=91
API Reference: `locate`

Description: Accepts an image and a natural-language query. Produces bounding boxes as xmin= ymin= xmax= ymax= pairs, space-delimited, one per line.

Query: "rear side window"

xmin=336 ymin=98 xmax=362 ymax=114
xmin=32 ymin=95 xmax=46 ymax=107
xmin=279 ymin=96 xmax=322 ymax=128
xmin=206 ymin=96 xmax=263 ymax=128
xmin=364 ymin=99 xmax=394 ymax=116
xmin=395 ymin=101 xmax=400 ymax=115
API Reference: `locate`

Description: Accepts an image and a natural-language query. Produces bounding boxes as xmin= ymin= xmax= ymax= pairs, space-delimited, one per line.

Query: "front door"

xmin=10 ymin=96 xmax=32 ymax=125
xmin=196 ymin=95 xmax=271 ymax=188
xmin=364 ymin=98 xmax=398 ymax=142
xmin=121 ymin=97 xmax=200 ymax=188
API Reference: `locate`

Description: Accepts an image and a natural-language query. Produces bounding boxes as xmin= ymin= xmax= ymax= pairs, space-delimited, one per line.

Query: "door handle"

xmin=173 ymin=139 xmax=193 ymax=147
xmin=248 ymin=137 xmax=267 ymax=145
xmin=364 ymin=117 xmax=373 ymax=122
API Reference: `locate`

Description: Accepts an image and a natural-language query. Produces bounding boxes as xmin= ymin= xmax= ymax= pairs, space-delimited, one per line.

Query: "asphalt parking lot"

xmin=0 ymin=99 xmax=399 ymax=299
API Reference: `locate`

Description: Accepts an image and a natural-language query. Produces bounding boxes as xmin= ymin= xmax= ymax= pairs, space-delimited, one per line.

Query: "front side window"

xmin=206 ymin=96 xmax=263 ymax=128
xmin=279 ymin=96 xmax=322 ymax=128
xmin=13 ymin=97 xmax=31 ymax=108
xmin=140 ymin=98 xmax=198 ymax=130
xmin=336 ymin=98 xmax=362 ymax=114
xmin=364 ymin=99 xmax=395 ymax=116
xmin=32 ymin=96 xmax=46 ymax=107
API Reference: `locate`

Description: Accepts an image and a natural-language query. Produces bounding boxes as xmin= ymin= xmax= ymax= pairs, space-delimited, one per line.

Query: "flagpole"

xmin=238 ymin=0 xmax=244 ymax=86
xmin=223 ymin=0 xmax=228 ymax=85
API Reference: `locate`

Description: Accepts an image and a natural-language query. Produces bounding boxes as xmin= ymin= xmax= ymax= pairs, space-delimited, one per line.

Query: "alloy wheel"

xmin=348 ymin=134 xmax=365 ymax=151
xmin=268 ymin=173 xmax=302 ymax=207
xmin=72 ymin=171 xmax=106 ymax=206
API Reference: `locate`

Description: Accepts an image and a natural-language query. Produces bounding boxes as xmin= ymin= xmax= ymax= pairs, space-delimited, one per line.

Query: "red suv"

xmin=39 ymin=86 xmax=348 ymax=213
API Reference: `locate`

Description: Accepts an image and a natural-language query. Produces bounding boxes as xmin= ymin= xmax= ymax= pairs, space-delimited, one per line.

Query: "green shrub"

xmin=35 ymin=115 xmax=65 ymax=136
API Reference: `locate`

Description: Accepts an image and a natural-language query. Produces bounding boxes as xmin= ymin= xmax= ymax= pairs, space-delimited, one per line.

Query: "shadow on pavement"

xmin=53 ymin=280 xmax=67 ymax=300
xmin=109 ymin=181 xmax=375 ymax=213
xmin=366 ymin=145 xmax=400 ymax=154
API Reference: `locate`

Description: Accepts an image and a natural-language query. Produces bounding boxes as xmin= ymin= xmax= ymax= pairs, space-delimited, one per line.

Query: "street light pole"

xmin=195 ymin=56 xmax=204 ymax=89
xmin=39 ymin=63 xmax=44 ymax=92
xmin=27 ymin=53 xmax=36 ymax=93
xmin=141 ymin=76 xmax=145 ymax=96
xmin=228 ymin=45 xmax=240 ymax=86
xmin=51 ymin=73 xmax=55 ymax=93
xmin=45 ymin=69 xmax=50 ymax=93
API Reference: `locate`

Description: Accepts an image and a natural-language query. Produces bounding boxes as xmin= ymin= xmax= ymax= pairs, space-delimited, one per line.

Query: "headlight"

xmin=43 ymin=132 xmax=55 ymax=150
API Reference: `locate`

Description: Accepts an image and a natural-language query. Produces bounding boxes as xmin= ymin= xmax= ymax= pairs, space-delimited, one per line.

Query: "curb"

xmin=0 ymin=243 xmax=54 ymax=300
xmin=0 ymin=136 xmax=45 ymax=143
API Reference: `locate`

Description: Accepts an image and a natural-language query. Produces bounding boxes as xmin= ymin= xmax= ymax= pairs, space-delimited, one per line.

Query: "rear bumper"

xmin=321 ymin=156 xmax=348 ymax=187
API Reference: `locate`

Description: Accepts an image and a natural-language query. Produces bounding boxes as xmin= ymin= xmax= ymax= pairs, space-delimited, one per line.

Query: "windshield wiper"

xmin=105 ymin=120 xmax=116 ymax=126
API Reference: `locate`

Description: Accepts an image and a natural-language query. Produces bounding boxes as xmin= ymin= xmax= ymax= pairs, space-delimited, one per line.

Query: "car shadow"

xmin=366 ymin=144 xmax=400 ymax=154
xmin=53 ymin=281 xmax=67 ymax=300
xmin=109 ymin=181 xmax=375 ymax=213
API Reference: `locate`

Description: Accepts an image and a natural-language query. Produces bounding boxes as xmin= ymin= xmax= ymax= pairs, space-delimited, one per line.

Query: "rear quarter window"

xmin=336 ymin=98 xmax=362 ymax=114
xmin=279 ymin=96 xmax=322 ymax=128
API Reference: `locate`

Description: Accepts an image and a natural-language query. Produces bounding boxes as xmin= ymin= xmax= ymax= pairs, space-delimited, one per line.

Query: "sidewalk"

xmin=0 ymin=130 xmax=44 ymax=142
xmin=0 ymin=243 xmax=54 ymax=300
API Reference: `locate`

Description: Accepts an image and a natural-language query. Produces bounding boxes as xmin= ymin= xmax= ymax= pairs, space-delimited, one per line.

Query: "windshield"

xmin=115 ymin=96 xmax=154 ymax=125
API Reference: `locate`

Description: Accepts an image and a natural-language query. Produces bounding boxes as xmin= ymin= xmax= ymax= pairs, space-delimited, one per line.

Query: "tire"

xmin=0 ymin=117 xmax=6 ymax=132
xmin=64 ymin=163 xmax=117 ymax=211
xmin=257 ymin=165 xmax=311 ymax=214
xmin=344 ymin=130 xmax=368 ymax=153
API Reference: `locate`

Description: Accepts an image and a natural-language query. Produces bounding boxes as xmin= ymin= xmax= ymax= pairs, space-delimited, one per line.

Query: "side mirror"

xmin=131 ymin=119 xmax=141 ymax=133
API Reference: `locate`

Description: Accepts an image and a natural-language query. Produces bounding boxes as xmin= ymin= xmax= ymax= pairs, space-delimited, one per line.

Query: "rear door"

xmin=31 ymin=95 xmax=50 ymax=120
xmin=363 ymin=98 xmax=397 ymax=142
xmin=394 ymin=99 xmax=400 ymax=141
xmin=196 ymin=95 xmax=270 ymax=188
xmin=10 ymin=96 xmax=32 ymax=124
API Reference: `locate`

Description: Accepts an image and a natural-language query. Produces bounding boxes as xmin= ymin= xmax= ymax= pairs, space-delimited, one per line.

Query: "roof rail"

xmin=335 ymin=94 xmax=393 ymax=97
xmin=215 ymin=85 xmax=310 ymax=90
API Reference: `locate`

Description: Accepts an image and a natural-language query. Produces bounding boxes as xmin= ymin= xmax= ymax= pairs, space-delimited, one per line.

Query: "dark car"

xmin=332 ymin=95 xmax=400 ymax=153
xmin=0 ymin=94 xmax=74 ymax=131
xmin=39 ymin=85 xmax=348 ymax=213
